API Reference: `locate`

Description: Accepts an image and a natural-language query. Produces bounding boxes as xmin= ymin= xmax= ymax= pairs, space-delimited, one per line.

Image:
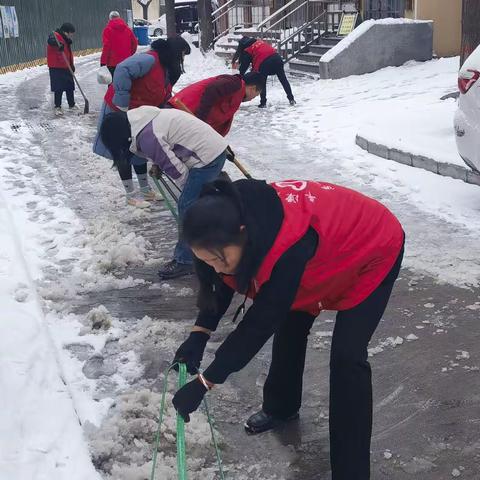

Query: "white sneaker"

xmin=69 ymin=104 xmax=80 ymax=111
xmin=54 ymin=107 xmax=64 ymax=116
xmin=126 ymin=193 xmax=150 ymax=208
xmin=141 ymin=187 xmax=164 ymax=202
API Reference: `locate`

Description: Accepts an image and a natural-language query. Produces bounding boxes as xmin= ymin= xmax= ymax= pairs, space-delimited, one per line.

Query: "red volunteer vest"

xmin=223 ymin=180 xmax=404 ymax=315
xmin=244 ymin=40 xmax=277 ymax=72
xmin=47 ymin=32 xmax=74 ymax=69
xmin=104 ymin=51 xmax=168 ymax=110
xmin=170 ymin=75 xmax=246 ymax=136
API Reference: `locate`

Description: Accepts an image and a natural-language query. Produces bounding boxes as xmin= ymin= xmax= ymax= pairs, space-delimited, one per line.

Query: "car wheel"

xmin=153 ymin=28 xmax=163 ymax=37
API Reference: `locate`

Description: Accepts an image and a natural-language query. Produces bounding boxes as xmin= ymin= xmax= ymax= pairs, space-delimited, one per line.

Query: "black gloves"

xmin=173 ymin=331 xmax=209 ymax=375
xmin=226 ymin=145 xmax=235 ymax=162
xmin=149 ymin=164 xmax=163 ymax=178
xmin=172 ymin=378 xmax=208 ymax=422
xmin=100 ymin=63 xmax=106 ymax=67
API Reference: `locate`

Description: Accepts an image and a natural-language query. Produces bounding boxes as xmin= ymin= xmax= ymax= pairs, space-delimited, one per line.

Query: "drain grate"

xmin=10 ymin=121 xmax=55 ymax=134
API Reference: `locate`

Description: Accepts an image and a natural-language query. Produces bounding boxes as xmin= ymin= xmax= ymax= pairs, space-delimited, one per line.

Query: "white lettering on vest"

xmin=274 ymin=181 xmax=307 ymax=191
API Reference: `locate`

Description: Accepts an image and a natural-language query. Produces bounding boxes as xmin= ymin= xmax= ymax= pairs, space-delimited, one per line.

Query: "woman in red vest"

xmin=47 ymin=23 xmax=76 ymax=116
xmin=232 ymin=36 xmax=295 ymax=108
xmin=93 ymin=37 xmax=191 ymax=207
xmin=172 ymin=178 xmax=405 ymax=480
xmin=169 ymin=72 xmax=264 ymax=136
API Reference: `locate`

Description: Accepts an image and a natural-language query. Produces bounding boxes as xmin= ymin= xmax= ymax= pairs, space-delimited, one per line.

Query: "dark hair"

xmin=232 ymin=36 xmax=255 ymax=64
xmin=182 ymin=183 xmax=245 ymax=252
xmin=151 ymin=36 xmax=191 ymax=87
xmin=60 ymin=22 xmax=75 ymax=33
xmin=100 ymin=112 xmax=132 ymax=170
xmin=182 ymin=180 xmax=250 ymax=312
xmin=243 ymin=71 xmax=264 ymax=91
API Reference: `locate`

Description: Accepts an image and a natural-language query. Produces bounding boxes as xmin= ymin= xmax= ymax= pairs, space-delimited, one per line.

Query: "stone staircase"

xmin=289 ymin=35 xmax=342 ymax=75
xmin=214 ymin=29 xmax=342 ymax=76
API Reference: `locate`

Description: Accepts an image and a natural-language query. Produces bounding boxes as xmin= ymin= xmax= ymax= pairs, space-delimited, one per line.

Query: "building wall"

xmin=132 ymin=0 xmax=161 ymax=20
xmin=0 ymin=0 xmax=131 ymax=69
xmin=405 ymin=0 xmax=461 ymax=57
xmin=319 ymin=20 xmax=433 ymax=79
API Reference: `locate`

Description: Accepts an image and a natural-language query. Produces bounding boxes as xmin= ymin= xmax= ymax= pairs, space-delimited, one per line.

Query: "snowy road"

xmin=0 ymin=43 xmax=479 ymax=479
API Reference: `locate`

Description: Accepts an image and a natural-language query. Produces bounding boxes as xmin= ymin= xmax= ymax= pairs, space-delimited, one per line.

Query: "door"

xmin=364 ymin=0 xmax=405 ymax=19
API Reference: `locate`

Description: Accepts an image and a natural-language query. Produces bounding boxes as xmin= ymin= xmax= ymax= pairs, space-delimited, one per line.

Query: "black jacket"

xmin=232 ymin=36 xmax=256 ymax=76
xmin=195 ymin=179 xmax=318 ymax=384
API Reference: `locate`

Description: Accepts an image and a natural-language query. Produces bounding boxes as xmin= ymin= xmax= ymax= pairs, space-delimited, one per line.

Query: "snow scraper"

xmin=150 ymin=363 xmax=226 ymax=479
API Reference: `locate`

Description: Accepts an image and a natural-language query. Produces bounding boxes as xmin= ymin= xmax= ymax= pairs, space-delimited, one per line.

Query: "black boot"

xmin=158 ymin=260 xmax=193 ymax=280
xmin=244 ymin=409 xmax=299 ymax=434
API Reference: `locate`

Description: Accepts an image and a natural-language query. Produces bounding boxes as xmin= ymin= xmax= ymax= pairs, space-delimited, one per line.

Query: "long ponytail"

xmin=100 ymin=112 xmax=133 ymax=170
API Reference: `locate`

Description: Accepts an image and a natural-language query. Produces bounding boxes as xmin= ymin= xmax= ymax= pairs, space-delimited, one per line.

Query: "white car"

xmin=454 ymin=44 xmax=480 ymax=173
xmin=148 ymin=16 xmax=166 ymax=37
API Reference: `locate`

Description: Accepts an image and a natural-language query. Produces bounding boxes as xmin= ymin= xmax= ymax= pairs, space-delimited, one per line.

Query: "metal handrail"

xmin=278 ymin=11 xmax=325 ymax=47
xmin=258 ymin=0 xmax=298 ymax=30
xmin=277 ymin=10 xmax=326 ymax=63
xmin=267 ymin=0 xmax=308 ymax=34
xmin=212 ymin=3 xmax=245 ymax=43
xmin=213 ymin=5 xmax=235 ymax=24
xmin=211 ymin=0 xmax=235 ymax=17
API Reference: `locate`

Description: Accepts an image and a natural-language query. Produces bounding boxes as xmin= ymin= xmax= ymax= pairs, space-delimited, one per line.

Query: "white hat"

xmin=109 ymin=11 xmax=120 ymax=19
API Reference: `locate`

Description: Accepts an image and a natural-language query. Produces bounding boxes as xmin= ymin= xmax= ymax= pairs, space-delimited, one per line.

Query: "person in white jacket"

xmin=100 ymin=105 xmax=229 ymax=279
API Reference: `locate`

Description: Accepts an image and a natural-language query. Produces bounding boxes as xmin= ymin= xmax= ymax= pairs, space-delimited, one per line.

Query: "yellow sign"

xmin=337 ymin=13 xmax=358 ymax=36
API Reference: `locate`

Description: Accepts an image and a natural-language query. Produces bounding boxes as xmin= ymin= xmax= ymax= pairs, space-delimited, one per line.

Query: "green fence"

xmin=0 ymin=0 xmax=132 ymax=70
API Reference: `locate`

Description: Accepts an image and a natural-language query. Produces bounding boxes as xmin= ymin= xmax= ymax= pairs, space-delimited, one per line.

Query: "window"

xmin=406 ymin=0 xmax=414 ymax=10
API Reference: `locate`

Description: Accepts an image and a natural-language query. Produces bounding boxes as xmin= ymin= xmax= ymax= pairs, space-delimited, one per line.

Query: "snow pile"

xmin=86 ymin=220 xmax=149 ymax=273
xmin=38 ymin=217 xmax=149 ymax=304
xmin=87 ymin=304 xmax=113 ymax=331
xmin=88 ymin=389 xmax=218 ymax=480
xmin=121 ymin=315 xmax=186 ymax=354
xmin=0 ymin=187 xmax=102 ymax=479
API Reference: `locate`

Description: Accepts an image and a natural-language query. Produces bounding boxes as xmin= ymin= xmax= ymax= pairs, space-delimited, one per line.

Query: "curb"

xmin=0 ymin=48 xmax=102 ymax=75
xmin=355 ymin=134 xmax=480 ymax=187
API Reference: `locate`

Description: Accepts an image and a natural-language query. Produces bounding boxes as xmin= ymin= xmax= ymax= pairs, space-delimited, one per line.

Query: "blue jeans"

xmin=174 ymin=152 xmax=226 ymax=264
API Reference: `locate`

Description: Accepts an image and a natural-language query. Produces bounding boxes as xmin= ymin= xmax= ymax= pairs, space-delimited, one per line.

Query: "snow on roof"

xmin=321 ymin=18 xmax=433 ymax=63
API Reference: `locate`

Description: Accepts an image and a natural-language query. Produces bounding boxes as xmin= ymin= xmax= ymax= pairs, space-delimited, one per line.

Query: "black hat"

xmin=60 ymin=23 xmax=75 ymax=33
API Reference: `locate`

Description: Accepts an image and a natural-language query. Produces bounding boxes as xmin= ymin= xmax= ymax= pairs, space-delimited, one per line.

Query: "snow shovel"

xmin=230 ymin=156 xmax=252 ymax=179
xmin=151 ymin=175 xmax=179 ymax=220
xmin=52 ymin=33 xmax=90 ymax=114
xmin=170 ymin=96 xmax=194 ymax=115
xmin=226 ymin=147 xmax=253 ymax=179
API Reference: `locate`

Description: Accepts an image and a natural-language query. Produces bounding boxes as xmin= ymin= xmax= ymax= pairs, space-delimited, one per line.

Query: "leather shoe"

xmin=244 ymin=409 xmax=299 ymax=434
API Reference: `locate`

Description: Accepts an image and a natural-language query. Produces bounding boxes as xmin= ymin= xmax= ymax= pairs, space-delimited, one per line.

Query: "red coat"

xmin=223 ymin=180 xmax=404 ymax=315
xmin=170 ymin=75 xmax=246 ymax=136
xmin=47 ymin=32 xmax=74 ymax=69
xmin=100 ymin=18 xmax=138 ymax=67
xmin=104 ymin=51 xmax=170 ymax=111
xmin=244 ymin=40 xmax=277 ymax=72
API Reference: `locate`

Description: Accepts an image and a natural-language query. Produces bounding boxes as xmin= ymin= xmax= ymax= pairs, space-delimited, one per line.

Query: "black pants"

xmin=117 ymin=160 xmax=147 ymax=181
xmin=258 ymin=54 xmax=294 ymax=105
xmin=262 ymin=244 xmax=404 ymax=480
xmin=54 ymin=90 xmax=75 ymax=108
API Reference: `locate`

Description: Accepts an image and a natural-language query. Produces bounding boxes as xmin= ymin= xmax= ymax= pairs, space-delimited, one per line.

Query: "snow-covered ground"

xmin=358 ymin=93 xmax=464 ymax=167
xmin=1 ymin=37 xmax=479 ymax=479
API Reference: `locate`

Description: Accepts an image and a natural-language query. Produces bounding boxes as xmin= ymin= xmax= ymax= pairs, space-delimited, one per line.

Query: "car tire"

xmin=153 ymin=28 xmax=163 ymax=37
